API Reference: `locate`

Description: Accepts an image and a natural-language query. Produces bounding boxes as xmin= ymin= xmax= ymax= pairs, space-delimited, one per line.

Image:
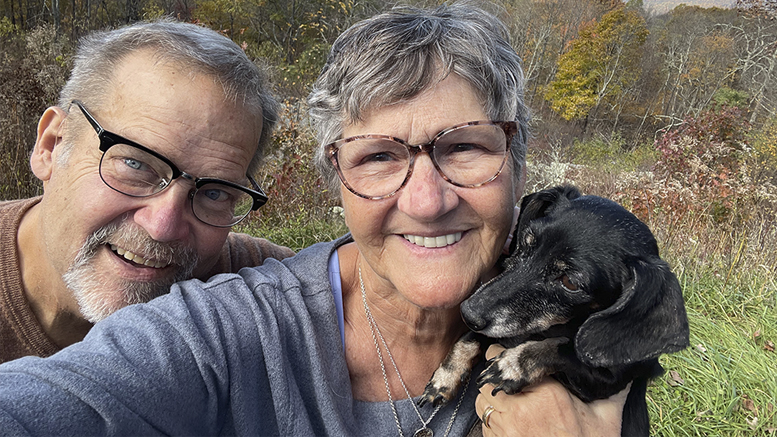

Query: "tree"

xmin=643 ymin=5 xmax=738 ymax=133
xmin=503 ymin=0 xmax=605 ymax=108
xmin=193 ymin=0 xmax=374 ymax=96
xmin=544 ymin=4 xmax=648 ymax=132
xmin=730 ymin=0 xmax=777 ymax=125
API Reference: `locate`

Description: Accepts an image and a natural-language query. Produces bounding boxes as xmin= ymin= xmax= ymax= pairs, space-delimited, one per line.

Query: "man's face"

xmin=34 ymin=50 xmax=262 ymax=322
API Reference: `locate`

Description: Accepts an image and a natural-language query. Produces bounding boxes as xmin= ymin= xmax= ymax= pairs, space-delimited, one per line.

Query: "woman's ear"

xmin=30 ymin=106 xmax=68 ymax=182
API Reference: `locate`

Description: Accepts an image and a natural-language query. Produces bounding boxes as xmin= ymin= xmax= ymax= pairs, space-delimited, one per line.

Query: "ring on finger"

xmin=482 ymin=405 xmax=496 ymax=429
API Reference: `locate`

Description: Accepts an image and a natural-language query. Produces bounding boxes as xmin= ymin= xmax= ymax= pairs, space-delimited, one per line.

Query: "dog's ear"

xmin=575 ymin=258 xmax=690 ymax=367
xmin=510 ymin=185 xmax=581 ymax=254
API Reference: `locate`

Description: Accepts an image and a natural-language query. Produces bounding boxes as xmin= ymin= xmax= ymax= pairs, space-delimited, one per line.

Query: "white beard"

xmin=63 ymin=222 xmax=198 ymax=323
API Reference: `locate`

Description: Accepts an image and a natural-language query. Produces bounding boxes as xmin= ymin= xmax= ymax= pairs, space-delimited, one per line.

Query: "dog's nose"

xmin=460 ymin=300 xmax=488 ymax=332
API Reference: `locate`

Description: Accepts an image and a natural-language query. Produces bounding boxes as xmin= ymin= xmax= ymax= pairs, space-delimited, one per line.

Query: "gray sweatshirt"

xmin=0 ymin=236 xmax=480 ymax=436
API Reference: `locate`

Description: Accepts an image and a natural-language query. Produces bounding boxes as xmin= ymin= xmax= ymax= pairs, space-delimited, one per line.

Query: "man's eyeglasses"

xmin=326 ymin=120 xmax=517 ymax=200
xmin=70 ymin=100 xmax=267 ymax=227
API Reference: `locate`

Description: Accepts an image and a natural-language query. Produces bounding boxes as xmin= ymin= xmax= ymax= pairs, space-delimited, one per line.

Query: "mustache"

xmin=77 ymin=221 xmax=198 ymax=269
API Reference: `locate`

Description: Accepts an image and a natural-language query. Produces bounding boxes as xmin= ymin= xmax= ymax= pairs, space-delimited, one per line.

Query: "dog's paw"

xmin=420 ymin=364 xmax=472 ymax=407
xmin=477 ymin=355 xmax=531 ymax=395
xmin=419 ymin=379 xmax=454 ymax=407
xmin=476 ymin=340 xmax=557 ymax=396
xmin=420 ymin=336 xmax=482 ymax=407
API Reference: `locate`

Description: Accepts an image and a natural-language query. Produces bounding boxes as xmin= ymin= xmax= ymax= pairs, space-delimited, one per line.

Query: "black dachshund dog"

xmin=421 ymin=185 xmax=689 ymax=436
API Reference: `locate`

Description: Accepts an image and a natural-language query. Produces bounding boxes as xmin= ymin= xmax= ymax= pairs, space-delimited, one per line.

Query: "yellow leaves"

xmin=544 ymin=4 xmax=648 ymax=121
xmin=0 ymin=16 xmax=17 ymax=37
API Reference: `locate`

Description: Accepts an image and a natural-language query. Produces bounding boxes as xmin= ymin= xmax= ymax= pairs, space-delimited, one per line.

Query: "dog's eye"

xmin=558 ymin=274 xmax=580 ymax=292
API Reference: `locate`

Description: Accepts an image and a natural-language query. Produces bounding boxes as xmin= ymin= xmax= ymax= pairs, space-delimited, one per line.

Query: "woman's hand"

xmin=474 ymin=344 xmax=629 ymax=437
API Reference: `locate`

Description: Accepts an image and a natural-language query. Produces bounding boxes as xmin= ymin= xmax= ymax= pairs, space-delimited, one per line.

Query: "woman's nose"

xmin=396 ymin=153 xmax=459 ymax=220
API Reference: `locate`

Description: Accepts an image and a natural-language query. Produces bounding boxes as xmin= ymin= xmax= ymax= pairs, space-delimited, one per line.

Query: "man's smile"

xmin=109 ymin=244 xmax=170 ymax=269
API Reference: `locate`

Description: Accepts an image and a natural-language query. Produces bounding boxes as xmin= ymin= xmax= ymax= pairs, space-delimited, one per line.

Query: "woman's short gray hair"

xmin=308 ymin=2 xmax=529 ymax=196
xmin=59 ymin=19 xmax=278 ymax=175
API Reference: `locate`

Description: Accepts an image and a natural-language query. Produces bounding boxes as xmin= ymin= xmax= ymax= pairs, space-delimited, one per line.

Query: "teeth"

xmin=403 ymin=232 xmax=462 ymax=248
xmin=110 ymin=244 xmax=168 ymax=269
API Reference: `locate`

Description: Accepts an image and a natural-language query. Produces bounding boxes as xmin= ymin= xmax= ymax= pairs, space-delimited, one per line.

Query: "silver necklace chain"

xmin=358 ymin=264 xmax=469 ymax=437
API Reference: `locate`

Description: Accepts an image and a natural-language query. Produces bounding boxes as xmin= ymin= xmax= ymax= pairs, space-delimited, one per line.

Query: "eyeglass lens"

xmin=335 ymin=123 xmax=509 ymax=199
xmin=99 ymin=143 xmax=254 ymax=226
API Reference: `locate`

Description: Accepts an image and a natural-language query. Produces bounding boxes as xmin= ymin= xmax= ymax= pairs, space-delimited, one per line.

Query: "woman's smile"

xmin=402 ymin=232 xmax=463 ymax=248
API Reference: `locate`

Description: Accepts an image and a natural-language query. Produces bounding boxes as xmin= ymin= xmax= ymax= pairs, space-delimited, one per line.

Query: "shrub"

xmin=749 ymin=115 xmax=777 ymax=185
xmin=617 ymin=107 xmax=765 ymax=228
xmin=235 ymin=98 xmax=346 ymax=250
xmin=0 ymin=24 xmax=71 ymax=200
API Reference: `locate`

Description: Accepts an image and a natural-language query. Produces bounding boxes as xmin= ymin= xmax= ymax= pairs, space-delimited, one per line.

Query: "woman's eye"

xmin=362 ymin=152 xmax=394 ymax=163
xmin=558 ymin=274 xmax=579 ymax=292
xmin=450 ymin=142 xmax=477 ymax=152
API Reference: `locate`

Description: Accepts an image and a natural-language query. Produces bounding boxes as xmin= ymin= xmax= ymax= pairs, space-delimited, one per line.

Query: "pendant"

xmin=414 ymin=427 xmax=433 ymax=437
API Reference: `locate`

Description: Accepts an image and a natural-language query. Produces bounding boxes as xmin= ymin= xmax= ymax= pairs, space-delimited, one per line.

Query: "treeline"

xmin=2 ymin=0 xmax=776 ymax=200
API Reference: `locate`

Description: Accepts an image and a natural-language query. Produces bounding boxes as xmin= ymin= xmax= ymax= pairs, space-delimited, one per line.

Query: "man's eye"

xmin=122 ymin=158 xmax=145 ymax=170
xmin=201 ymin=188 xmax=229 ymax=202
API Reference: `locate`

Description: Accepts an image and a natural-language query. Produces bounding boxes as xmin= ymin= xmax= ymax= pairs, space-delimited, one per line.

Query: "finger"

xmin=475 ymin=392 xmax=486 ymax=417
xmin=608 ymin=381 xmax=631 ymax=405
xmin=475 ymin=393 xmax=503 ymax=436
xmin=485 ymin=343 xmax=505 ymax=360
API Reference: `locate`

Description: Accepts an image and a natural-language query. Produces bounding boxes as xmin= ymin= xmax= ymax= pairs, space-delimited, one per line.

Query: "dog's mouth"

xmin=403 ymin=232 xmax=462 ymax=248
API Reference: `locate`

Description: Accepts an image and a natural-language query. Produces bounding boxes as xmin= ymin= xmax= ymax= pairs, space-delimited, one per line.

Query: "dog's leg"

xmin=478 ymin=337 xmax=569 ymax=395
xmin=420 ymin=332 xmax=483 ymax=407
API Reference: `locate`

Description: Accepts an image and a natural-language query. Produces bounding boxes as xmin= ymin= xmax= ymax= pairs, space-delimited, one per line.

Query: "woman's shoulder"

xmin=170 ymin=234 xmax=353 ymax=321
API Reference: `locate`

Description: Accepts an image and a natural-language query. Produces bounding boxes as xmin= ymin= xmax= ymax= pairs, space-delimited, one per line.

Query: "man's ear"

xmin=30 ymin=106 xmax=68 ymax=182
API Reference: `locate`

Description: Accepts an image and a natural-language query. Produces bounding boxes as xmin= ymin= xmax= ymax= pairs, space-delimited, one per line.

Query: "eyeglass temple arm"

xmin=70 ymin=100 xmax=105 ymax=136
xmin=247 ymin=175 xmax=268 ymax=209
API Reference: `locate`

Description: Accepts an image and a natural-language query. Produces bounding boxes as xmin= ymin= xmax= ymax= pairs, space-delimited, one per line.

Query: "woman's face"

xmin=341 ymin=74 xmax=524 ymax=310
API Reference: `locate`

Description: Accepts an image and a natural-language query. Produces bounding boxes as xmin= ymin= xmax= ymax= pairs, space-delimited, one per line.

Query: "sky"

xmin=643 ymin=0 xmax=736 ymax=13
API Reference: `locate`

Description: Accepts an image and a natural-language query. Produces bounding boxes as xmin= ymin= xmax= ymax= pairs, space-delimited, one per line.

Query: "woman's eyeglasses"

xmin=326 ymin=120 xmax=517 ymax=200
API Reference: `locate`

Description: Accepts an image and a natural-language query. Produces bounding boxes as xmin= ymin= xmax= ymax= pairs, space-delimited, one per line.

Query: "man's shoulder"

xmin=225 ymin=232 xmax=295 ymax=260
xmin=0 ymin=197 xmax=40 ymax=221
xmin=200 ymin=232 xmax=295 ymax=279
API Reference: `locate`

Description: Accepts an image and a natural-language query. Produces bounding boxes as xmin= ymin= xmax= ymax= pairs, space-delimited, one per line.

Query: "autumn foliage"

xmin=544 ymin=4 xmax=648 ymax=123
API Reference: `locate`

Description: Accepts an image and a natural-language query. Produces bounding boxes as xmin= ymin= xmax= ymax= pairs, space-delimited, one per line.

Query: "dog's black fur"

xmin=421 ymin=185 xmax=690 ymax=436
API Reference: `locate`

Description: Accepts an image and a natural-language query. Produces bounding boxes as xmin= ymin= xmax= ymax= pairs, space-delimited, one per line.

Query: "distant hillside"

xmin=644 ymin=0 xmax=735 ymax=13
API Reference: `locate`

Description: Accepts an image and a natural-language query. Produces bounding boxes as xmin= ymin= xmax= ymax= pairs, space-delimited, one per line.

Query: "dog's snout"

xmin=460 ymin=300 xmax=488 ymax=332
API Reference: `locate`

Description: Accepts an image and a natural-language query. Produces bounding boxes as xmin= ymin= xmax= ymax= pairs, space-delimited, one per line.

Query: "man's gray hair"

xmin=59 ymin=19 xmax=278 ymax=175
xmin=308 ymin=2 xmax=529 ymax=196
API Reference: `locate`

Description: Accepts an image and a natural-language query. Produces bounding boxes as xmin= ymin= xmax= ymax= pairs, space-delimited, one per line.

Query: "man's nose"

xmin=396 ymin=152 xmax=459 ymax=220
xmin=132 ymin=183 xmax=194 ymax=242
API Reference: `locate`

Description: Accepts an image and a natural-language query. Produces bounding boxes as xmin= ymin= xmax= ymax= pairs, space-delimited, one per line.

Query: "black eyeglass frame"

xmin=70 ymin=99 xmax=268 ymax=227
xmin=326 ymin=120 xmax=518 ymax=200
